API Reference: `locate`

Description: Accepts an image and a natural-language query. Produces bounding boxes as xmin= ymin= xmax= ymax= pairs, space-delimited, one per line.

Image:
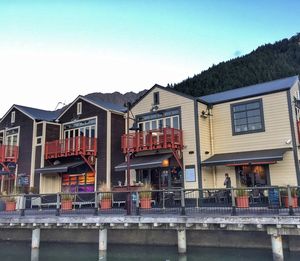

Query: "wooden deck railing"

xmin=121 ymin=127 xmax=183 ymax=153
xmin=45 ymin=137 xmax=97 ymax=159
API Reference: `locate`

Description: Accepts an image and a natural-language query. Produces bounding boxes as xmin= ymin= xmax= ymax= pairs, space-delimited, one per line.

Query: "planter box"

xmin=140 ymin=198 xmax=151 ymax=209
xmin=100 ymin=199 xmax=112 ymax=209
xmin=5 ymin=201 xmax=16 ymax=211
xmin=236 ymin=196 xmax=249 ymax=208
xmin=61 ymin=200 xmax=73 ymax=210
xmin=282 ymin=196 xmax=298 ymax=208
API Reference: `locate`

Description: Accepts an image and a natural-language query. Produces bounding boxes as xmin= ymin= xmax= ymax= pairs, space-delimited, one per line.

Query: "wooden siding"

xmin=59 ymin=98 xmax=107 ymax=185
xmin=131 ymin=87 xmax=198 ymax=189
xmin=40 ymin=174 xmax=61 ymax=194
xmin=0 ymin=108 xmax=33 ymax=181
xmin=111 ymin=113 xmax=126 ymax=186
xmin=269 ymin=151 xmax=297 ymax=185
xmin=212 ymin=91 xmax=292 ymax=153
xmin=198 ymin=103 xmax=214 ymax=188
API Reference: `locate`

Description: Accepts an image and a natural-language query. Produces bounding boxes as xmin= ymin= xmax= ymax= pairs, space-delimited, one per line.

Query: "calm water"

xmin=0 ymin=242 xmax=300 ymax=261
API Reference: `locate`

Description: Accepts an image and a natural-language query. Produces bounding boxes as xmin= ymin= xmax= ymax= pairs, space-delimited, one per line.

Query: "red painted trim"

xmin=121 ymin=127 xmax=183 ymax=153
xmin=44 ymin=137 xmax=97 ymax=159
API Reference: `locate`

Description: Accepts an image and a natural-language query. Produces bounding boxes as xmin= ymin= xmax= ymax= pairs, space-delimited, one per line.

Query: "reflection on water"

xmin=0 ymin=241 xmax=299 ymax=261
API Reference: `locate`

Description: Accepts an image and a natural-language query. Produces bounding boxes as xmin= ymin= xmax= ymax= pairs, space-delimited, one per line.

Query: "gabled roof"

xmin=198 ymin=75 xmax=299 ymax=105
xmin=130 ymin=84 xmax=195 ymax=110
xmin=0 ymin=104 xmax=61 ymax=123
xmin=83 ymin=96 xmax=126 ymax=113
xmin=56 ymin=95 xmax=125 ymax=120
xmin=15 ymin=105 xmax=61 ymax=121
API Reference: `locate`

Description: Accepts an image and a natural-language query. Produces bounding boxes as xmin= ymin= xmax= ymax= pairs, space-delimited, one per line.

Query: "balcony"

xmin=45 ymin=137 xmax=97 ymax=160
xmin=121 ymin=127 xmax=183 ymax=153
xmin=0 ymin=145 xmax=19 ymax=163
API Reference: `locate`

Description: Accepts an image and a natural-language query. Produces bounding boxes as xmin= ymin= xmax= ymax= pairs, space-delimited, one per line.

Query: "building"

xmin=117 ymin=76 xmax=300 ymax=190
xmin=198 ymin=75 xmax=300 ymax=188
xmin=116 ymin=84 xmax=202 ymax=190
xmin=36 ymin=95 xmax=125 ymax=194
xmin=0 ymin=105 xmax=61 ymax=193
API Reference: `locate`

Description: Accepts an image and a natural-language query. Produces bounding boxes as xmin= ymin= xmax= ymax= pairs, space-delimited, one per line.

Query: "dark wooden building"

xmin=36 ymin=96 xmax=125 ymax=193
xmin=0 ymin=105 xmax=60 ymax=193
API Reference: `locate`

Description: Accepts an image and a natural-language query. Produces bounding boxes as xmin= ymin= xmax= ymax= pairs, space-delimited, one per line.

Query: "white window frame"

xmin=77 ymin=102 xmax=82 ymax=115
xmin=11 ymin=111 xmax=15 ymax=124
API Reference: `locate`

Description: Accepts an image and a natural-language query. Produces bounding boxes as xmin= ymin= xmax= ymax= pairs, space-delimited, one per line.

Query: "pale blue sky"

xmin=0 ymin=0 xmax=299 ymax=114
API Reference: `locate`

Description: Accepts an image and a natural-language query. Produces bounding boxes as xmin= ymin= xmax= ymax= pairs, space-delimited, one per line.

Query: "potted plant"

xmin=61 ymin=188 xmax=74 ymax=211
xmin=281 ymin=188 xmax=298 ymax=208
xmin=235 ymin=189 xmax=249 ymax=208
xmin=139 ymin=183 xmax=152 ymax=209
xmin=4 ymin=191 xmax=17 ymax=211
xmin=99 ymin=183 xmax=112 ymax=209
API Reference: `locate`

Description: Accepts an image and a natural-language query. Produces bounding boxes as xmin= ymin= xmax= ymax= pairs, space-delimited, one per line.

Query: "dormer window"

xmin=77 ymin=102 xmax=82 ymax=115
xmin=153 ymin=92 xmax=160 ymax=105
xmin=11 ymin=111 xmax=15 ymax=124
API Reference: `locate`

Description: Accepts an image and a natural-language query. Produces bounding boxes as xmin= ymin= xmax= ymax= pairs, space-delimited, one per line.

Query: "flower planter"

xmin=282 ymin=196 xmax=298 ymax=208
xmin=100 ymin=199 xmax=112 ymax=209
xmin=5 ymin=201 xmax=16 ymax=211
xmin=236 ymin=196 xmax=249 ymax=208
xmin=61 ymin=200 xmax=73 ymax=210
xmin=140 ymin=198 xmax=151 ymax=209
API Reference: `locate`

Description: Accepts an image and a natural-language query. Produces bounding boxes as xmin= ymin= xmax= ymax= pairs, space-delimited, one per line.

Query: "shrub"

xmin=236 ymin=189 xmax=248 ymax=197
xmin=139 ymin=183 xmax=152 ymax=199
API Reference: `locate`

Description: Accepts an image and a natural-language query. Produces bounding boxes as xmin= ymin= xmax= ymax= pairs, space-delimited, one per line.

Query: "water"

xmin=0 ymin=242 xmax=299 ymax=261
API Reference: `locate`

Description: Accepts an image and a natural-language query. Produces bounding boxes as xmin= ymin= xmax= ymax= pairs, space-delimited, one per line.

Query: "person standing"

xmin=224 ymin=173 xmax=231 ymax=188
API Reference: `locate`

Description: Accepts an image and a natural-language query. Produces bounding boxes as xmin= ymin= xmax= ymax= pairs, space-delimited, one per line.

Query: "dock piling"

xmin=31 ymin=228 xmax=40 ymax=249
xmin=177 ymin=228 xmax=187 ymax=254
xmin=99 ymin=228 xmax=107 ymax=251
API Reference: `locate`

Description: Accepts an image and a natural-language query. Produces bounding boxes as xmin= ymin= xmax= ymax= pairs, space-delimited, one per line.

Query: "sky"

xmin=0 ymin=0 xmax=299 ymax=115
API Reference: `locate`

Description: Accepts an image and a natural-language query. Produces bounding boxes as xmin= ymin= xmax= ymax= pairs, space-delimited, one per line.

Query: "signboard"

xmin=185 ymin=165 xmax=196 ymax=182
xmin=17 ymin=173 xmax=29 ymax=186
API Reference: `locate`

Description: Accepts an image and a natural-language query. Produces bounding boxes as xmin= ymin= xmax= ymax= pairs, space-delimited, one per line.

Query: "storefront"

xmin=115 ymin=153 xmax=183 ymax=190
xmin=202 ymin=148 xmax=290 ymax=187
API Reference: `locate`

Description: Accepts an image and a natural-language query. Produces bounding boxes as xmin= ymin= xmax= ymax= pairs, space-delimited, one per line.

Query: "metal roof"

xmin=198 ymin=75 xmax=299 ymax=105
xmin=14 ymin=105 xmax=62 ymax=121
xmin=83 ymin=96 xmax=126 ymax=113
xmin=201 ymin=148 xmax=290 ymax=166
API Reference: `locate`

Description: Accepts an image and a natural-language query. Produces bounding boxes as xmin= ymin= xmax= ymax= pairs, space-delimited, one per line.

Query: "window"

xmin=11 ymin=111 xmax=15 ymax=124
xmin=231 ymin=99 xmax=264 ymax=135
xmin=153 ymin=92 xmax=160 ymax=105
xmin=77 ymin=102 xmax=82 ymax=115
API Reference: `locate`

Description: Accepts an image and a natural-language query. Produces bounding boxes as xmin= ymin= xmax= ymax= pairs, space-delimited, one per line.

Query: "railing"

xmin=1 ymin=186 xmax=300 ymax=217
xmin=45 ymin=137 xmax=97 ymax=159
xmin=0 ymin=145 xmax=19 ymax=163
xmin=121 ymin=127 xmax=183 ymax=153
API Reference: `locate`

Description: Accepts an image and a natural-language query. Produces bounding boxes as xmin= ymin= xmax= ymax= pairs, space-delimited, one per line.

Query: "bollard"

xmin=56 ymin=193 xmax=60 ymax=216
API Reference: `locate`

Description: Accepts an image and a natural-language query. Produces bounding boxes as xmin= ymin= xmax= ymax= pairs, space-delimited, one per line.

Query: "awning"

xmin=115 ymin=153 xmax=172 ymax=172
xmin=35 ymin=160 xmax=85 ymax=174
xmin=201 ymin=148 xmax=290 ymax=166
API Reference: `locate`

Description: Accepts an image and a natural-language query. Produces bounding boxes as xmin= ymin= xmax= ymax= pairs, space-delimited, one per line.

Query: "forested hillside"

xmin=171 ymin=33 xmax=300 ymax=96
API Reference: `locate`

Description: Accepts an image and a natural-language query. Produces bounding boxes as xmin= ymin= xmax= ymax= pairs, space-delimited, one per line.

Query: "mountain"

xmin=85 ymin=90 xmax=147 ymax=106
xmin=171 ymin=33 xmax=300 ymax=97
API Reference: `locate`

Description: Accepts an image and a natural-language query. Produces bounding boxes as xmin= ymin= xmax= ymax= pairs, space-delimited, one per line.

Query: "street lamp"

xmin=124 ymin=102 xmax=139 ymax=215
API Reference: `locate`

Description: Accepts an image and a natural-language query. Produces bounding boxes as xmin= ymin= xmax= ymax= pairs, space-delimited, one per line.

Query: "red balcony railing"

xmin=121 ymin=127 xmax=183 ymax=153
xmin=0 ymin=145 xmax=19 ymax=163
xmin=45 ymin=137 xmax=97 ymax=159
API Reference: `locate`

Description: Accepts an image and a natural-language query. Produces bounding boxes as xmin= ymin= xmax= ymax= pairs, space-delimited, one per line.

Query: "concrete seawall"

xmin=1 ymin=228 xmax=300 ymax=252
